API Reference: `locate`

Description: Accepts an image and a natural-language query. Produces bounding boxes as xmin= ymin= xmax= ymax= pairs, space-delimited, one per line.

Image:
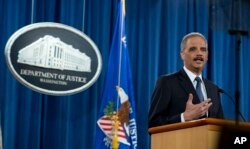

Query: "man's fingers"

xmin=203 ymin=98 xmax=211 ymax=104
xmin=200 ymin=102 xmax=212 ymax=114
xmin=187 ymin=93 xmax=193 ymax=103
xmin=198 ymin=98 xmax=211 ymax=107
xmin=206 ymin=98 xmax=211 ymax=102
xmin=204 ymin=102 xmax=213 ymax=110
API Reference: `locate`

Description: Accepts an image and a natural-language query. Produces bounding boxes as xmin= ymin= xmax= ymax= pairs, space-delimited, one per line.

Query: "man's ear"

xmin=180 ymin=51 xmax=184 ymax=60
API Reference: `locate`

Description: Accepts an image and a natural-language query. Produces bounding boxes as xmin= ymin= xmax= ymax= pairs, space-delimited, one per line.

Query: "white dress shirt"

xmin=181 ymin=66 xmax=208 ymax=122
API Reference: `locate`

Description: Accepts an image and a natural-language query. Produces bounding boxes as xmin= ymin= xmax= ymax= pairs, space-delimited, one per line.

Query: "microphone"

xmin=218 ymin=88 xmax=246 ymax=122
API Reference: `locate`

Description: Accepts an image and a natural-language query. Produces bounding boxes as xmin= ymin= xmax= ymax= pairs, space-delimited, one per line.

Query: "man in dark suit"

xmin=148 ymin=32 xmax=224 ymax=128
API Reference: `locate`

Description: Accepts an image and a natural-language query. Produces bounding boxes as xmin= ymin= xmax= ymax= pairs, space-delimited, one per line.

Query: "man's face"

xmin=180 ymin=36 xmax=208 ymax=74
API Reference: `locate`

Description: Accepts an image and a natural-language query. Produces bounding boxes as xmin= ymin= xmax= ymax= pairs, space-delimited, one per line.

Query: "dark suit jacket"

xmin=148 ymin=68 xmax=224 ymax=128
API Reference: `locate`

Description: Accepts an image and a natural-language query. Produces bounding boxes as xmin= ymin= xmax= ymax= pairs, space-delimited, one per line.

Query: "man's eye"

xmin=189 ymin=47 xmax=196 ymax=51
xmin=201 ymin=48 xmax=207 ymax=52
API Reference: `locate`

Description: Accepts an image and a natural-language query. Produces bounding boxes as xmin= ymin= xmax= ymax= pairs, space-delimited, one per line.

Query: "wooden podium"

xmin=148 ymin=118 xmax=250 ymax=149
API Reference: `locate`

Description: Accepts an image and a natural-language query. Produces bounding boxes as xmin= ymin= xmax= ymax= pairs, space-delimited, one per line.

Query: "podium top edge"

xmin=148 ymin=118 xmax=250 ymax=134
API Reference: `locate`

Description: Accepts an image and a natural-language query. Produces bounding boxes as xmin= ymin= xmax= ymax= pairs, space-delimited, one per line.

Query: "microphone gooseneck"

xmin=218 ymin=88 xmax=246 ymax=122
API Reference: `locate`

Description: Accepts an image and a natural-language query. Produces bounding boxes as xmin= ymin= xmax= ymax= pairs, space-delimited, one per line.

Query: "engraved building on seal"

xmin=17 ymin=35 xmax=91 ymax=72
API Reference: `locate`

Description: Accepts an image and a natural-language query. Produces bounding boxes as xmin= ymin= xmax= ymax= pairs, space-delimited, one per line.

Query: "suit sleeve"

xmin=148 ymin=76 xmax=181 ymax=128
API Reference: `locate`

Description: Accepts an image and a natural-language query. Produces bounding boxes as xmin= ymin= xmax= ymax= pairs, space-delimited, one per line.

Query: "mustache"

xmin=193 ymin=57 xmax=204 ymax=61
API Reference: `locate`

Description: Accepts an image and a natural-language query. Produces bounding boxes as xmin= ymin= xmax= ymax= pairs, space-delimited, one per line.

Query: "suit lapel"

xmin=178 ymin=69 xmax=200 ymax=104
xmin=203 ymin=79 xmax=214 ymax=116
xmin=203 ymin=79 xmax=212 ymax=99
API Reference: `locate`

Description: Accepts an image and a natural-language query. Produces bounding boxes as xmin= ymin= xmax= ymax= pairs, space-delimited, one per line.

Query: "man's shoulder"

xmin=158 ymin=71 xmax=181 ymax=81
xmin=203 ymin=78 xmax=219 ymax=89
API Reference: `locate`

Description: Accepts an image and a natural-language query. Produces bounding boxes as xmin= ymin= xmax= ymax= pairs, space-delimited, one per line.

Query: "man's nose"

xmin=196 ymin=48 xmax=203 ymax=55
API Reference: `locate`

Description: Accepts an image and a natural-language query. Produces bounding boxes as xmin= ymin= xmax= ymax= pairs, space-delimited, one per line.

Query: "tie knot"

xmin=195 ymin=77 xmax=202 ymax=83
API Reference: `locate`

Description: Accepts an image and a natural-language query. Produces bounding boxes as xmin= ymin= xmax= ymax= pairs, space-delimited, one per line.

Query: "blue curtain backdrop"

xmin=0 ymin=0 xmax=250 ymax=149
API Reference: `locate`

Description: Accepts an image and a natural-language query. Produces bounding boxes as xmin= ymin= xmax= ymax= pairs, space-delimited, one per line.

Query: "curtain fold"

xmin=0 ymin=0 xmax=250 ymax=149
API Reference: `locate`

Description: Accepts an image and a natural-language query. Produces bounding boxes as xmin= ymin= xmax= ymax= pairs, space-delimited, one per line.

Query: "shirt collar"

xmin=183 ymin=66 xmax=202 ymax=83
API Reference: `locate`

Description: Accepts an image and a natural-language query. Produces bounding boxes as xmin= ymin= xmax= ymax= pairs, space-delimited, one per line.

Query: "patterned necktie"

xmin=195 ymin=77 xmax=204 ymax=101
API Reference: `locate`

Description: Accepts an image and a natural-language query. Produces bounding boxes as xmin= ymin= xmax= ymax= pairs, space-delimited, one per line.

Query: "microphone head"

xmin=218 ymin=88 xmax=225 ymax=93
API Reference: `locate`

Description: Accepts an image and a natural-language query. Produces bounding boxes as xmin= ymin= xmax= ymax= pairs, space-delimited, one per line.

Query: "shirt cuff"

xmin=181 ymin=113 xmax=185 ymax=122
